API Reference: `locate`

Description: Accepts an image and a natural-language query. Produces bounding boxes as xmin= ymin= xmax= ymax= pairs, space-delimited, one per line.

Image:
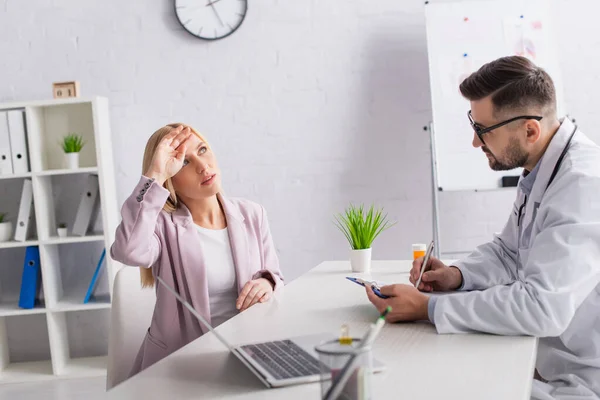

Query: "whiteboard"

xmin=425 ymin=0 xmax=565 ymax=191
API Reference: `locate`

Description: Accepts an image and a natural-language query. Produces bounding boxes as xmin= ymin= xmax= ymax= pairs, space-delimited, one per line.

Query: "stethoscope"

xmin=517 ymin=123 xmax=578 ymax=227
xmin=546 ymin=123 xmax=578 ymax=190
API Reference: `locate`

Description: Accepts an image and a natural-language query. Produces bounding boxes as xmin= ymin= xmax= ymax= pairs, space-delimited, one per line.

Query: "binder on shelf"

xmin=18 ymin=246 xmax=42 ymax=309
xmin=91 ymin=205 xmax=104 ymax=234
xmin=84 ymin=248 xmax=106 ymax=304
xmin=0 ymin=111 xmax=13 ymax=175
xmin=7 ymin=110 xmax=30 ymax=174
xmin=14 ymin=179 xmax=33 ymax=242
xmin=72 ymin=174 xmax=100 ymax=236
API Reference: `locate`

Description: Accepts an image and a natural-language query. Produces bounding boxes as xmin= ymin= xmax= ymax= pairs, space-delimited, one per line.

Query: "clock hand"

xmin=207 ymin=1 xmax=224 ymax=27
xmin=205 ymin=0 xmax=222 ymax=6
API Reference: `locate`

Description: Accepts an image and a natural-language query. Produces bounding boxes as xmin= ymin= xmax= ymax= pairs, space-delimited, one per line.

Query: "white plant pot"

xmin=0 ymin=221 xmax=13 ymax=242
xmin=65 ymin=152 xmax=79 ymax=169
xmin=350 ymin=248 xmax=372 ymax=273
xmin=57 ymin=227 xmax=68 ymax=238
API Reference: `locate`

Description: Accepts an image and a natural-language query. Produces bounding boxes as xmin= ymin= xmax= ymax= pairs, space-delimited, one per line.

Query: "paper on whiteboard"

xmin=503 ymin=16 xmax=549 ymax=65
xmin=439 ymin=52 xmax=495 ymax=100
xmin=425 ymin=0 xmax=562 ymax=191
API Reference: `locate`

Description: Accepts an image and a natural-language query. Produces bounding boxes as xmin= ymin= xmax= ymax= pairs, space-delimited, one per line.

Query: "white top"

xmin=107 ymin=261 xmax=537 ymax=400
xmin=195 ymin=225 xmax=238 ymax=328
xmin=412 ymin=243 xmax=427 ymax=251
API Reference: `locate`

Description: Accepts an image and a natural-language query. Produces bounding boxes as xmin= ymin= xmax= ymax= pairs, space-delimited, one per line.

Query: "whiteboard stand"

xmin=427 ymin=122 xmax=442 ymax=259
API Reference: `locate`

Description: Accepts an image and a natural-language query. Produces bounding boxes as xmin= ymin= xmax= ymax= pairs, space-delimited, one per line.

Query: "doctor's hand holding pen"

xmin=409 ymin=256 xmax=464 ymax=292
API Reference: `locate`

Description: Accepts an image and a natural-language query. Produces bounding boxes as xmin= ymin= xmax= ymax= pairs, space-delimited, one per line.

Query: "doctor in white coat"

xmin=365 ymin=55 xmax=600 ymax=399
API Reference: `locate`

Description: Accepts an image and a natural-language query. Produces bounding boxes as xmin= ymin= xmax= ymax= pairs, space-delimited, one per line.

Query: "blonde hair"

xmin=139 ymin=123 xmax=210 ymax=288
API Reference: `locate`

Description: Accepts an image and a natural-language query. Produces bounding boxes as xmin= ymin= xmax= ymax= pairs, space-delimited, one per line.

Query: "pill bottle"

xmin=412 ymin=243 xmax=427 ymax=260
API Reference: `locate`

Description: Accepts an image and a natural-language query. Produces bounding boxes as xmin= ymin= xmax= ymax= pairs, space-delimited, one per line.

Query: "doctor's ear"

xmin=525 ymin=120 xmax=542 ymax=143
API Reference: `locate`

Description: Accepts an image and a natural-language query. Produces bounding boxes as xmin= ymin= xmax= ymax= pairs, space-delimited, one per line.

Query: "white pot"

xmin=350 ymin=248 xmax=372 ymax=273
xmin=65 ymin=152 xmax=79 ymax=169
xmin=57 ymin=227 xmax=68 ymax=238
xmin=0 ymin=222 xmax=13 ymax=242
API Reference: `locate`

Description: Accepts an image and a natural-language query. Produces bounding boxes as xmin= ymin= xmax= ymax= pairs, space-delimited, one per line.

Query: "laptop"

xmin=156 ymin=276 xmax=384 ymax=388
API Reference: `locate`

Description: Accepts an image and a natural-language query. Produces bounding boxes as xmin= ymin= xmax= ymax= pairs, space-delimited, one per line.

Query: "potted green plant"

xmin=334 ymin=203 xmax=395 ymax=273
xmin=0 ymin=212 xmax=12 ymax=242
xmin=60 ymin=133 xmax=85 ymax=169
xmin=57 ymin=222 xmax=68 ymax=238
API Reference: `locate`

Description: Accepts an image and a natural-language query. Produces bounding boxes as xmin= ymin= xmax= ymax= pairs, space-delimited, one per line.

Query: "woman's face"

xmin=171 ymin=131 xmax=222 ymax=201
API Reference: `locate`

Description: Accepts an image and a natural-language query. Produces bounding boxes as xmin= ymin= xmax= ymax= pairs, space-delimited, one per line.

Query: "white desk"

xmin=107 ymin=260 xmax=537 ymax=399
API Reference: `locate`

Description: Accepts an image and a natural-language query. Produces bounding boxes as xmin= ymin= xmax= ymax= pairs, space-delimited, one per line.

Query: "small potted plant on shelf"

xmin=57 ymin=222 xmax=68 ymax=238
xmin=0 ymin=212 xmax=12 ymax=242
xmin=61 ymin=133 xmax=85 ymax=169
xmin=334 ymin=203 xmax=395 ymax=273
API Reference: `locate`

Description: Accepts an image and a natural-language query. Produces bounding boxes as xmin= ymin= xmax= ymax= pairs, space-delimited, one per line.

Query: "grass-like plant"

xmin=334 ymin=203 xmax=395 ymax=250
xmin=61 ymin=133 xmax=85 ymax=153
xmin=0 ymin=213 xmax=6 ymax=223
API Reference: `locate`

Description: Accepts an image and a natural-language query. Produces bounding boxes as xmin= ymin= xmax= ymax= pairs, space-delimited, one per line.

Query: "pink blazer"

xmin=110 ymin=176 xmax=284 ymax=378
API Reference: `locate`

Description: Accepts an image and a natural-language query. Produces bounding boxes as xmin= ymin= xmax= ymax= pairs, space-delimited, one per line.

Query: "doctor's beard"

xmin=483 ymin=137 xmax=529 ymax=171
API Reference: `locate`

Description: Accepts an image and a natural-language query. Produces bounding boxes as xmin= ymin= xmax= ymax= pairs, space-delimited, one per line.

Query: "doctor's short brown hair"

xmin=459 ymin=55 xmax=556 ymax=117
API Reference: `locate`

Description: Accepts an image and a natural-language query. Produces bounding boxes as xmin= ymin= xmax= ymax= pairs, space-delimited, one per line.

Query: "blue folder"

xmin=18 ymin=246 xmax=41 ymax=309
xmin=84 ymin=248 xmax=106 ymax=303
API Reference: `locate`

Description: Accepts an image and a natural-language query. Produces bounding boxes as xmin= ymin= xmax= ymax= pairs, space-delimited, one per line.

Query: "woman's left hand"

xmin=236 ymin=278 xmax=274 ymax=311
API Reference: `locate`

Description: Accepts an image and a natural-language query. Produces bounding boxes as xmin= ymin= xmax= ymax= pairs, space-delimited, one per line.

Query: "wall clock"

xmin=175 ymin=0 xmax=248 ymax=41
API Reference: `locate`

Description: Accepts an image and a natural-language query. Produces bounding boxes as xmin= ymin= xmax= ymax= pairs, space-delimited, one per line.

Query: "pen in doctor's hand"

xmin=410 ymin=257 xmax=464 ymax=292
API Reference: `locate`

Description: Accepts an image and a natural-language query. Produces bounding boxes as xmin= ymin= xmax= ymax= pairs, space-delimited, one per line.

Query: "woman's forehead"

xmin=184 ymin=133 xmax=204 ymax=151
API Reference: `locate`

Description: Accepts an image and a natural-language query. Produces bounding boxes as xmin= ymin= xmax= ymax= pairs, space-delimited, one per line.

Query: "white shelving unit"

xmin=0 ymin=96 xmax=121 ymax=383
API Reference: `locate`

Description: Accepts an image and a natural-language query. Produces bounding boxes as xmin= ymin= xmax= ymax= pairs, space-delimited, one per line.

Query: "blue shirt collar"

xmin=519 ymin=156 xmax=543 ymax=196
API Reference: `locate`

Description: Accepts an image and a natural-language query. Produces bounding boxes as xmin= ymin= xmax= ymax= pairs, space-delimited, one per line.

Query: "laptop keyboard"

xmin=241 ymin=340 xmax=323 ymax=380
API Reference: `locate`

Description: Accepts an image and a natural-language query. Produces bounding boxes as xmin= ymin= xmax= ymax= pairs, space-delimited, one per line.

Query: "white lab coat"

xmin=433 ymin=117 xmax=600 ymax=399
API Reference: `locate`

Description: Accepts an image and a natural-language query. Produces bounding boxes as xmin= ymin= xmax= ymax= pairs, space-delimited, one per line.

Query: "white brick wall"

xmin=1 ymin=0 xmax=599 ymax=286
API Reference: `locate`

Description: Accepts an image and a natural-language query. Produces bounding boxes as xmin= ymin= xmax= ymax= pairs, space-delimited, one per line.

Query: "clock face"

xmin=175 ymin=0 xmax=248 ymax=40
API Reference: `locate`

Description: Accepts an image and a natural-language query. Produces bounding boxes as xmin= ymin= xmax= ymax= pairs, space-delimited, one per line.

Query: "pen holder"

xmin=314 ymin=339 xmax=373 ymax=400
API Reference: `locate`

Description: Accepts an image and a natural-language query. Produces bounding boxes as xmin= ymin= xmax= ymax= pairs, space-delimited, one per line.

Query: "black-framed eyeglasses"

xmin=468 ymin=110 xmax=543 ymax=143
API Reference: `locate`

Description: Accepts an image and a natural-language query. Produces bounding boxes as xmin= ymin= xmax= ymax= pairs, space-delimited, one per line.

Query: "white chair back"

xmin=106 ymin=267 xmax=156 ymax=390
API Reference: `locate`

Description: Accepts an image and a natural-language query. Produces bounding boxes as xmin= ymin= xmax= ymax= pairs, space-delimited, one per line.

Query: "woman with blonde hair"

xmin=110 ymin=123 xmax=284 ymax=378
